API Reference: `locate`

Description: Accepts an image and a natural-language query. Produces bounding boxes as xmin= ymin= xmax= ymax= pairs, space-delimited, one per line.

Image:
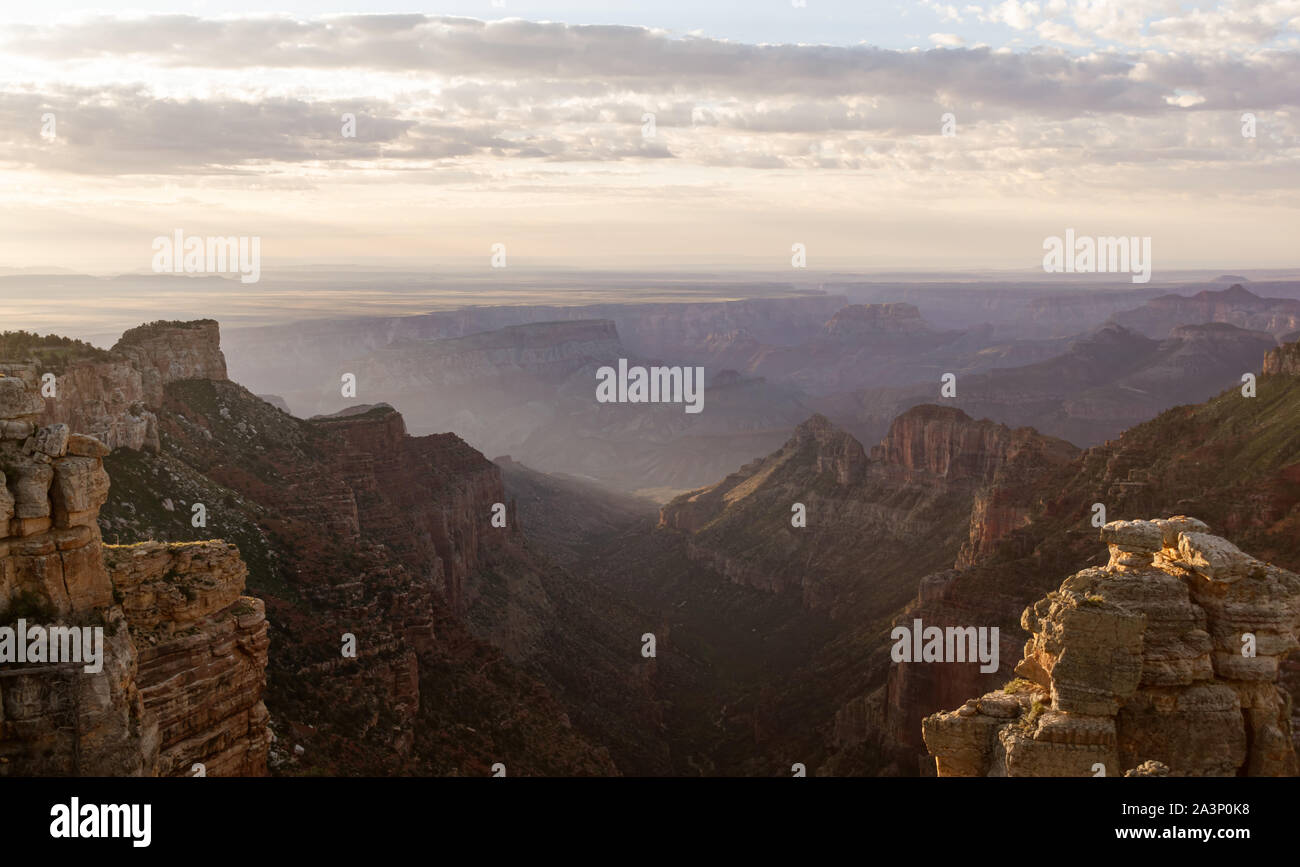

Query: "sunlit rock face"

xmin=924 ymin=517 xmax=1300 ymax=777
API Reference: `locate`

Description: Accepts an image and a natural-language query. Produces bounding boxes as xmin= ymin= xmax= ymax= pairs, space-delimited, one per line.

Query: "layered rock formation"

xmin=35 ymin=318 xmax=228 ymax=453
xmin=103 ymin=541 xmax=269 ymax=777
xmin=310 ymin=403 xmax=516 ymax=614
xmin=923 ymin=517 xmax=1300 ymax=776
xmin=222 ymin=294 xmax=849 ymax=416
xmin=0 ymin=363 xmax=153 ymax=775
xmin=0 ymin=358 xmax=266 ymax=777
xmin=1263 ymin=340 xmax=1300 ymax=376
xmin=659 ymin=409 xmax=1076 ymax=615
xmin=823 ymin=303 xmax=930 ymax=338
xmin=1117 ymin=284 xmax=1300 ymax=339
xmin=95 ymin=353 xmax=620 ymax=775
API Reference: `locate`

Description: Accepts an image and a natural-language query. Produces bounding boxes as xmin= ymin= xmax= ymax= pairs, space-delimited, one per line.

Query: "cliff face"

xmin=351 ymin=320 xmax=622 ymax=393
xmin=103 ymin=541 xmax=269 ymax=777
xmin=1 ymin=361 xmax=266 ymax=777
xmin=923 ymin=517 xmax=1300 ymax=776
xmin=658 ymin=408 xmax=1076 ymax=615
xmin=311 ymin=405 xmax=516 ymax=615
xmin=38 ymin=318 xmax=228 ymax=453
xmin=1263 ymin=340 xmax=1300 ymax=376
xmin=95 ymin=358 xmax=618 ymax=775
xmin=823 ymin=303 xmax=930 ymax=338
xmin=0 ymin=364 xmax=153 ymax=775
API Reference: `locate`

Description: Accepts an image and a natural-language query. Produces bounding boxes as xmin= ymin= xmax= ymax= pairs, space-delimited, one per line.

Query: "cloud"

xmin=930 ymin=33 xmax=966 ymax=47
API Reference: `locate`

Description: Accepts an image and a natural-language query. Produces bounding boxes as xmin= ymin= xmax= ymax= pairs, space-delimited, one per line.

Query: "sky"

xmin=0 ymin=1 xmax=1297 ymax=273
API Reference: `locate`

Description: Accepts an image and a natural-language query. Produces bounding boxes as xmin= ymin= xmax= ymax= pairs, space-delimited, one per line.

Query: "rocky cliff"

xmin=875 ymin=336 xmax=1300 ymax=775
xmin=823 ymin=303 xmax=930 ymax=338
xmin=310 ymin=404 xmax=516 ymax=614
xmin=658 ymin=409 xmax=1076 ymax=615
xmin=0 ymin=360 xmax=265 ymax=776
xmin=1263 ymin=340 xmax=1300 ymax=376
xmin=93 ymin=342 xmax=620 ymax=775
xmin=103 ymin=541 xmax=269 ymax=777
xmin=923 ymin=517 xmax=1300 ymax=776
xmin=34 ymin=318 xmax=228 ymax=453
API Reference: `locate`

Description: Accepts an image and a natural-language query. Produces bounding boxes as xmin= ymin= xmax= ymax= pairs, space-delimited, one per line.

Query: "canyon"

xmin=3 ymin=282 xmax=1298 ymax=778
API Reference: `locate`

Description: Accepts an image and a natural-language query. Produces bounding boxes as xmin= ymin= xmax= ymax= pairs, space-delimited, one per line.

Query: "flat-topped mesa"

xmin=923 ymin=517 xmax=1300 ymax=777
xmin=20 ymin=319 xmax=229 ymax=453
xmin=823 ymin=303 xmax=930 ymax=338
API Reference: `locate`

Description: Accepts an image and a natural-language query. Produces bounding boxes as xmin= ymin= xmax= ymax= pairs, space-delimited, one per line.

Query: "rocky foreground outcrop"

xmin=103 ymin=541 xmax=269 ymax=776
xmin=0 ymin=362 xmax=266 ymax=776
xmin=923 ymin=517 xmax=1300 ymax=776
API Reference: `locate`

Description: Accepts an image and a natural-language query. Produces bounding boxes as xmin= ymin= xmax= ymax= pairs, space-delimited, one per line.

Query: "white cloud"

xmin=930 ymin=32 xmax=966 ymax=46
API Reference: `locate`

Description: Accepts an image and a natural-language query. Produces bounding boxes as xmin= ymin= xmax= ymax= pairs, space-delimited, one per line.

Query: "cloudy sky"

xmin=0 ymin=1 xmax=1297 ymax=272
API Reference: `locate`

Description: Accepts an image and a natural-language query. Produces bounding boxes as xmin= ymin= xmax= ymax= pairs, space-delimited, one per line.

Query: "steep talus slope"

xmin=9 ymin=317 xmax=630 ymax=775
xmin=626 ymin=338 xmax=1300 ymax=775
xmin=631 ymin=408 xmax=1076 ymax=773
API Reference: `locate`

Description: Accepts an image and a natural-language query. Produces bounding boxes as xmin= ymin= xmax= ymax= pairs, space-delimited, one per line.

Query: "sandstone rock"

xmin=1100 ymin=519 xmax=1163 ymax=553
xmin=1125 ymin=760 xmax=1170 ymax=777
xmin=32 ymin=424 xmax=69 ymax=458
xmin=1 ymin=454 xmax=53 ymax=520
xmin=0 ymin=367 xmax=267 ymax=777
xmin=1 ymin=420 xmax=34 ymax=441
xmin=1173 ymin=531 xmax=1256 ymax=582
xmin=1153 ymin=515 xmax=1209 ymax=548
xmin=0 ymin=377 xmax=44 ymax=420
xmin=924 ymin=517 xmax=1300 ymax=776
xmin=66 ymin=433 xmax=110 ymax=458
xmin=50 ymin=456 xmax=110 ymax=528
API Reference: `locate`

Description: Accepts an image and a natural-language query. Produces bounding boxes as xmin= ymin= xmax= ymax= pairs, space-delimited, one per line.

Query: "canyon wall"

xmin=0 ymin=363 xmax=154 ymax=774
xmin=659 ymin=408 xmax=1076 ymax=615
xmin=0 ymin=346 xmax=267 ymax=777
xmin=39 ymin=318 xmax=228 ymax=452
xmin=103 ymin=541 xmax=269 ymax=777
